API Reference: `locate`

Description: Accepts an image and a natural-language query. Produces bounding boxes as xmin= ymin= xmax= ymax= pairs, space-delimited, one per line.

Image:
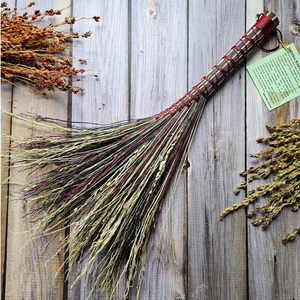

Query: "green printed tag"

xmin=247 ymin=44 xmax=300 ymax=110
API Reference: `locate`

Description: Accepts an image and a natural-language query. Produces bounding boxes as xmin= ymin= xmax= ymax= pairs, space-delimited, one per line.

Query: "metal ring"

xmin=256 ymin=13 xmax=282 ymax=52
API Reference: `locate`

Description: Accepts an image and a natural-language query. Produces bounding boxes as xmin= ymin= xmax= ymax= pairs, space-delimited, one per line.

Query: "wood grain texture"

xmin=2 ymin=1 xmax=300 ymax=300
xmin=69 ymin=1 xmax=129 ymax=299
xmin=187 ymin=1 xmax=247 ymax=299
xmin=1 ymin=0 xmax=14 ymax=291
xmin=130 ymin=1 xmax=188 ymax=299
xmin=71 ymin=0 xmax=129 ymax=126
xmin=0 ymin=82 xmax=12 ymax=299
xmin=1 ymin=0 xmax=15 ymax=297
xmin=246 ymin=1 xmax=300 ymax=300
xmin=3 ymin=1 xmax=70 ymax=299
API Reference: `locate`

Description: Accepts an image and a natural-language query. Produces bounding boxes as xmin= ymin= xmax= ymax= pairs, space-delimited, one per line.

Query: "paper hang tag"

xmin=247 ymin=43 xmax=300 ymax=111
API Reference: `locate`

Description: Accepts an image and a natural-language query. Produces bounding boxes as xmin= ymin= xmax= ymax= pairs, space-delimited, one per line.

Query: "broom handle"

xmin=155 ymin=11 xmax=279 ymax=119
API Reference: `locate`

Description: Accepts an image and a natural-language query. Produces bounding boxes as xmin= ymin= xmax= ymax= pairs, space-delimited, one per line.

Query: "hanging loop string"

xmin=256 ymin=13 xmax=288 ymax=52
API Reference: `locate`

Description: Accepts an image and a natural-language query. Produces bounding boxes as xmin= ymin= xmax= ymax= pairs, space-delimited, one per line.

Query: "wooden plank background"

xmin=1 ymin=0 xmax=300 ymax=299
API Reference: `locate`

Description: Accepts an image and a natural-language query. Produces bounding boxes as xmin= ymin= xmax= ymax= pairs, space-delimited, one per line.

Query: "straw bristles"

xmin=3 ymin=96 xmax=205 ymax=299
xmin=2 ymin=10 xmax=281 ymax=297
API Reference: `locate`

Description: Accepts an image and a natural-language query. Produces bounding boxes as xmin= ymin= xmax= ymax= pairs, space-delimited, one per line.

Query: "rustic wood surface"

xmin=188 ymin=1 xmax=247 ymax=299
xmin=1 ymin=0 xmax=300 ymax=299
xmin=1 ymin=3 xmax=13 ymax=297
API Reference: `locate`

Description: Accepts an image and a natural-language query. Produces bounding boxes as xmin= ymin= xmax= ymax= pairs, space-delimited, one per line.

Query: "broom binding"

xmin=4 ymin=10 xmax=280 ymax=300
xmin=155 ymin=11 xmax=279 ymax=119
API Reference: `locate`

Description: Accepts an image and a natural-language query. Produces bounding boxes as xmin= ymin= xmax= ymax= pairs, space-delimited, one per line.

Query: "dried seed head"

xmin=1 ymin=3 xmax=99 ymax=93
xmin=222 ymin=119 xmax=300 ymax=244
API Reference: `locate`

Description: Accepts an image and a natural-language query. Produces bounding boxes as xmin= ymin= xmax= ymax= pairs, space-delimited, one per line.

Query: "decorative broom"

xmin=3 ymin=11 xmax=279 ymax=299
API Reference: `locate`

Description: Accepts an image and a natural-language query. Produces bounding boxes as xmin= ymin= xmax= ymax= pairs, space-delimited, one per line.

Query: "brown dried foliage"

xmin=221 ymin=118 xmax=300 ymax=244
xmin=1 ymin=2 xmax=99 ymax=94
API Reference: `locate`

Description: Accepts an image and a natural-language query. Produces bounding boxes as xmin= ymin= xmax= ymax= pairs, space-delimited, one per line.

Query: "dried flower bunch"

xmin=221 ymin=119 xmax=300 ymax=244
xmin=1 ymin=2 xmax=99 ymax=94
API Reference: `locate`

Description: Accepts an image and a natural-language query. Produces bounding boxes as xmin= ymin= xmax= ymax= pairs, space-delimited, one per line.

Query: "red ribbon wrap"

xmin=255 ymin=14 xmax=276 ymax=37
xmin=155 ymin=11 xmax=279 ymax=119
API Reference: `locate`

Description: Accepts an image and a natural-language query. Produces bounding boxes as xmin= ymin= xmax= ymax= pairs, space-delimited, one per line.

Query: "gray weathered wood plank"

xmin=1 ymin=6 xmax=14 ymax=291
xmin=69 ymin=1 xmax=129 ymax=299
xmin=187 ymin=1 xmax=247 ymax=299
xmin=5 ymin=87 xmax=67 ymax=298
xmin=130 ymin=1 xmax=188 ymax=299
xmin=2 ymin=1 xmax=300 ymax=299
xmin=1 ymin=4 xmax=15 ymax=297
xmin=1 ymin=51 xmax=12 ymax=300
xmin=3 ymin=1 xmax=70 ymax=299
xmin=246 ymin=1 xmax=300 ymax=300
xmin=1 ymin=84 xmax=12 ymax=299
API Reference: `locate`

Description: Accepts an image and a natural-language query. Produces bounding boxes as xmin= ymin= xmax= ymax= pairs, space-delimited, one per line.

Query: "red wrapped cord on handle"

xmin=256 ymin=14 xmax=277 ymax=36
xmin=155 ymin=11 xmax=279 ymax=119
